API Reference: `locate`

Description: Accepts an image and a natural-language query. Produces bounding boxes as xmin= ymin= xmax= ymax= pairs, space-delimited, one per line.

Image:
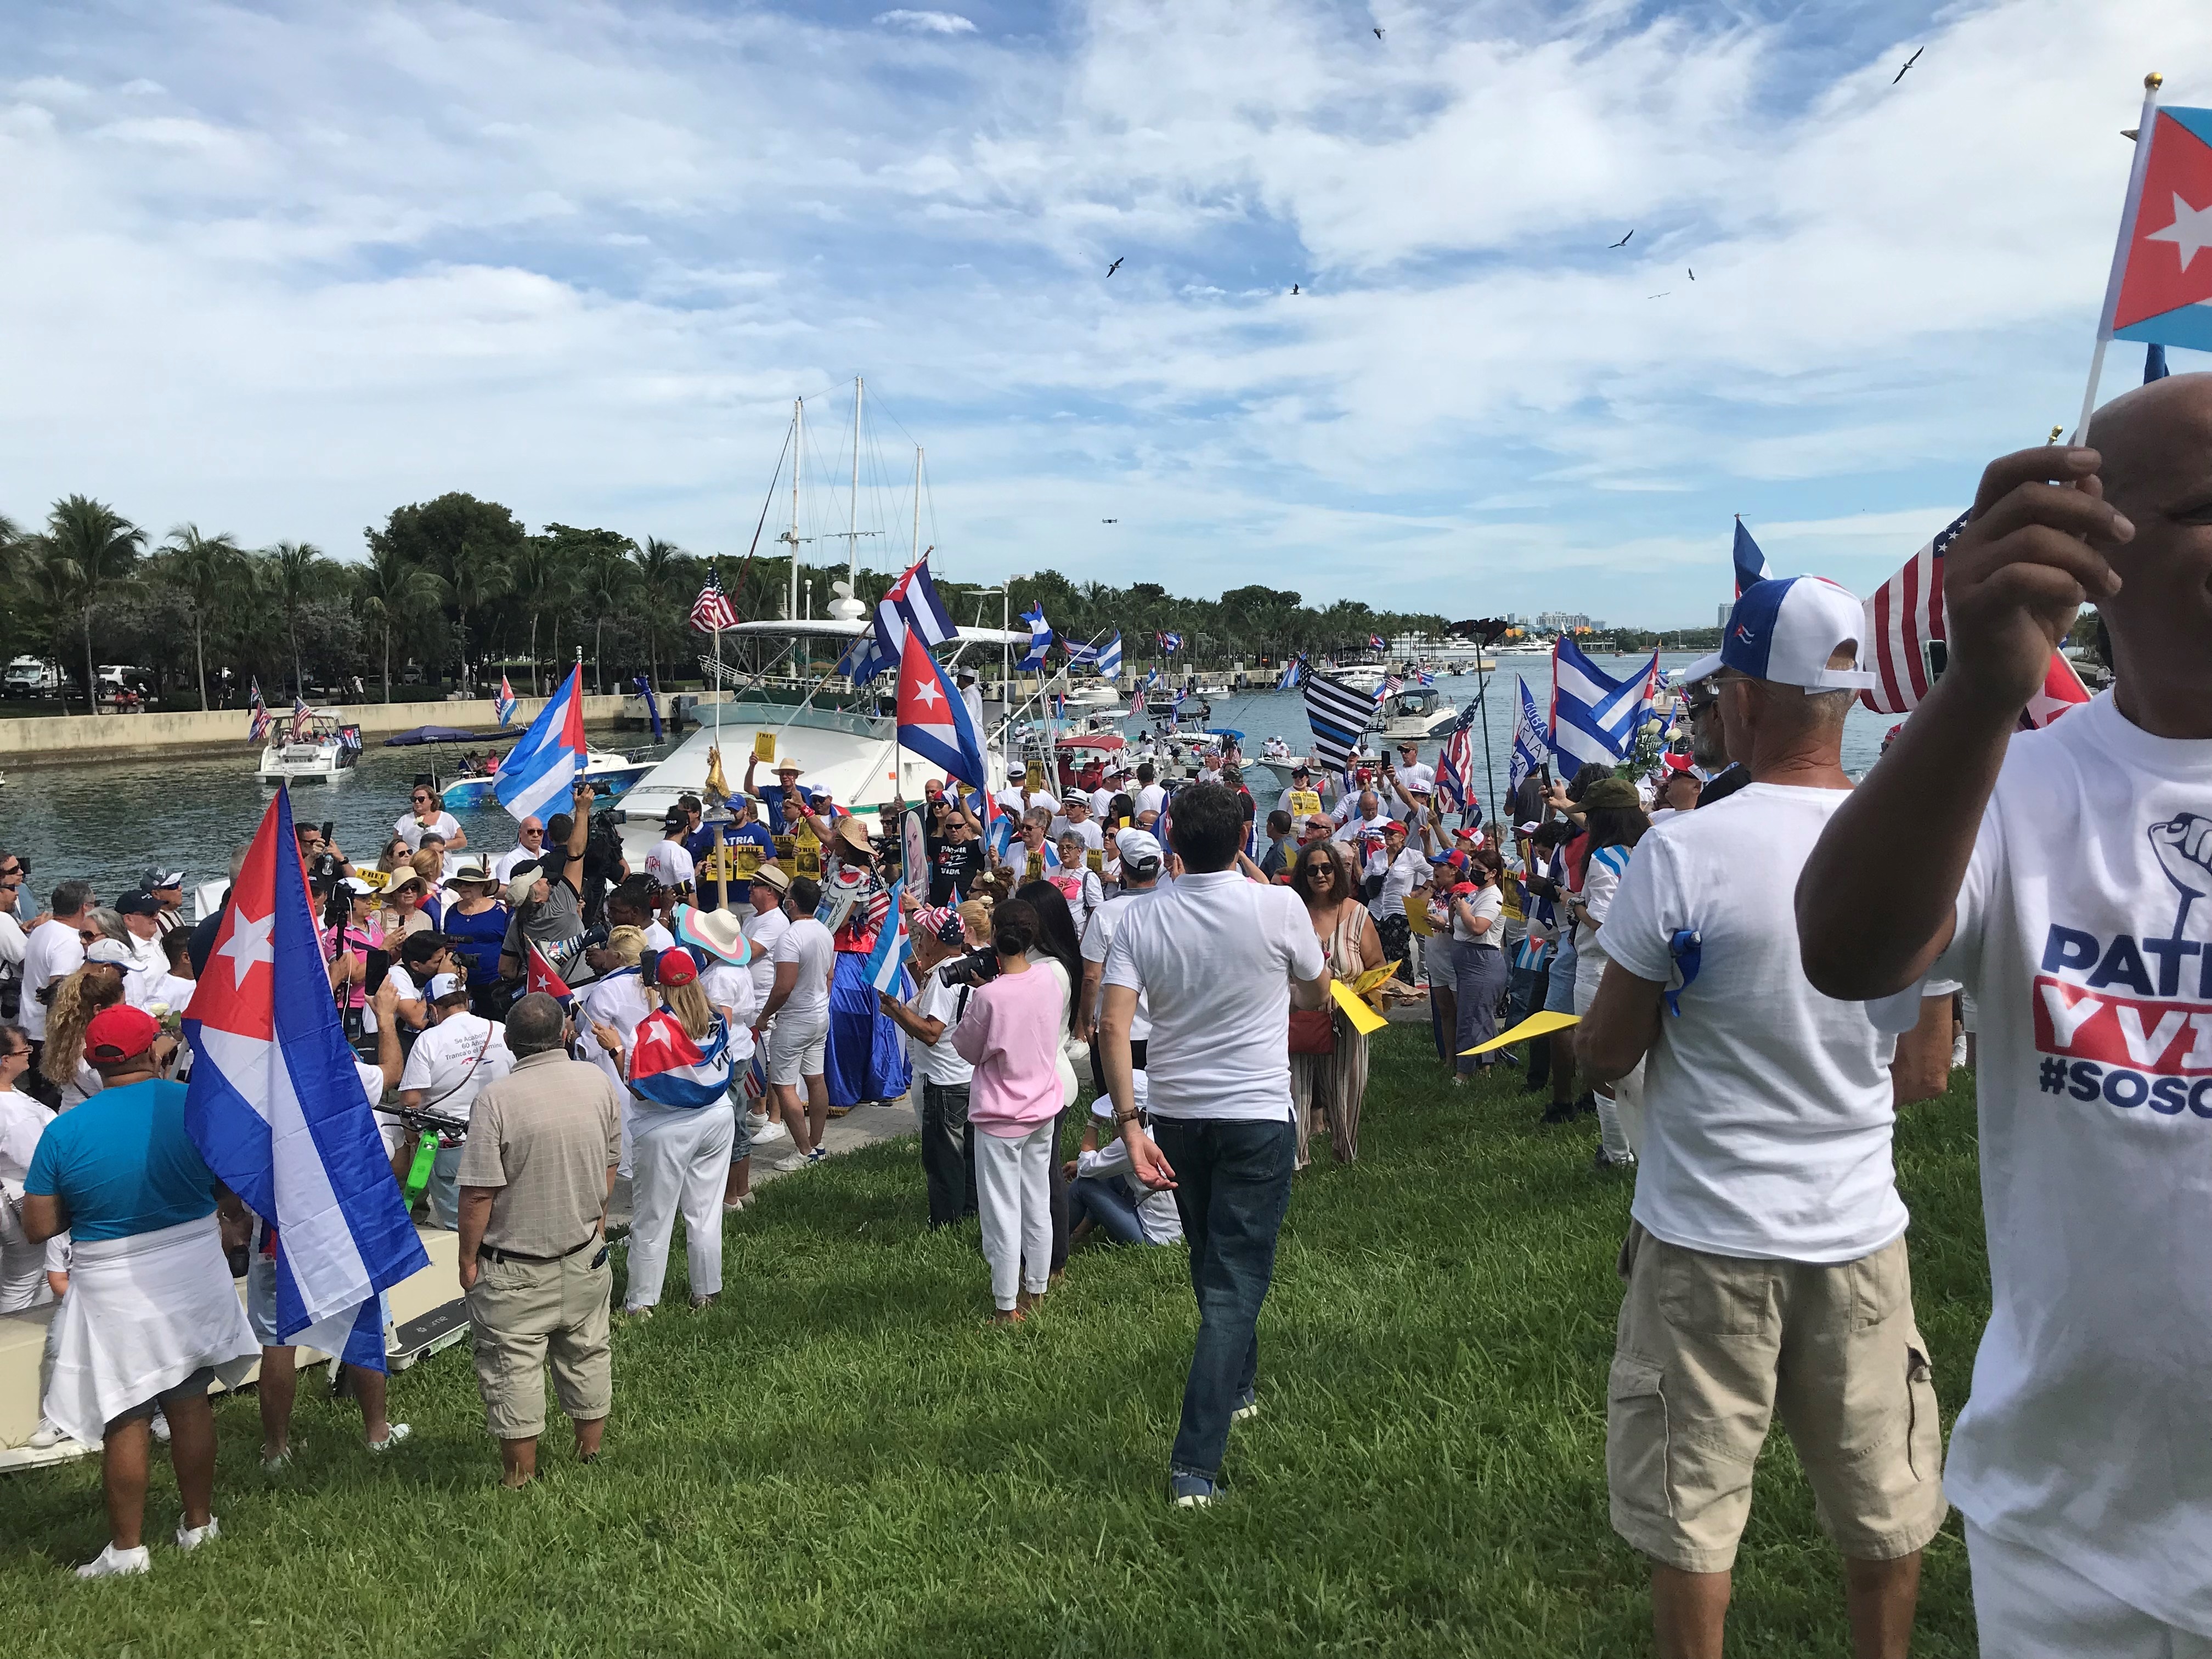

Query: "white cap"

xmin=427 ymin=972 xmax=467 ymax=1002
xmin=1683 ymin=576 xmax=1877 ymax=692
xmin=1115 ymin=828 xmax=1164 ymax=872
xmin=85 ymin=938 xmax=135 ymax=967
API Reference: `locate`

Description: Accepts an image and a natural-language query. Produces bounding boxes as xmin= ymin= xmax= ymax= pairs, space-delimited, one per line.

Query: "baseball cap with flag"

xmin=1684 ymin=577 xmax=1877 ymax=692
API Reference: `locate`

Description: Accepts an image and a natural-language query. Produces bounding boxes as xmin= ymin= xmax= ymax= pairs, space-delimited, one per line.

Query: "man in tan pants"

xmin=456 ymin=992 xmax=622 ymax=1489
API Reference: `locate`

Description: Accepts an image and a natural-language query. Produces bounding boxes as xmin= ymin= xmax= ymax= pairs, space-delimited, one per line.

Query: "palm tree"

xmin=163 ymin=524 xmax=245 ymax=710
xmin=41 ymin=496 xmax=146 ymax=715
xmin=355 ymin=541 xmax=442 ymax=703
xmin=267 ymin=539 xmax=326 ymax=698
xmin=445 ymin=544 xmax=510 ymax=697
xmin=582 ymin=550 xmax=636 ymax=695
xmin=505 ymin=539 xmax=568 ymax=695
xmin=631 ymin=536 xmax=688 ymax=691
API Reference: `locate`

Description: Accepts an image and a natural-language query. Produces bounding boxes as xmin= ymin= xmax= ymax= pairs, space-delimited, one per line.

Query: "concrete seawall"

xmin=0 ymin=692 xmax=653 ymax=765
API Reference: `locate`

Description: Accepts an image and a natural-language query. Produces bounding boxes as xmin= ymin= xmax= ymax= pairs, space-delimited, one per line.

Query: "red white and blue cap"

xmin=1683 ymin=577 xmax=1876 ymax=692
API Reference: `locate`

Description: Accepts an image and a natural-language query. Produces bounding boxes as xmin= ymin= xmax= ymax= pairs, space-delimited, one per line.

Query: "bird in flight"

xmin=1102 ymin=518 xmax=1119 ymax=524
xmin=1291 ymin=283 xmax=1300 ymax=295
xmin=1373 ymin=26 xmax=1383 ymax=39
xmin=1609 ymin=229 xmax=1634 ymax=249
xmin=1106 ymin=257 xmax=1124 ymax=277
xmin=1893 ymin=47 xmax=1922 ymax=84
xmin=1687 ymin=268 xmax=1695 ymax=280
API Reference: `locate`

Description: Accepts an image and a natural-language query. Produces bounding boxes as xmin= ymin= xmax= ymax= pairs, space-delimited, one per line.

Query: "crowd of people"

xmin=3 ymin=385 xmax=2207 ymax=1649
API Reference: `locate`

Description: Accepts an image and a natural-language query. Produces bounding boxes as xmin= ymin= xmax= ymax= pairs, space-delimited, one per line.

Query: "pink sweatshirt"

xmin=952 ymin=963 xmax=1068 ymax=1138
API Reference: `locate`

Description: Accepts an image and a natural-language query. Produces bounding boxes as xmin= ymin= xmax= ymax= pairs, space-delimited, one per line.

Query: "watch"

xmin=1113 ymin=1103 xmax=1143 ymax=1126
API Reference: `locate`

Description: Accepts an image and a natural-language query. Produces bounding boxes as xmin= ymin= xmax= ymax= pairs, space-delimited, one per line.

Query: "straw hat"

xmin=832 ymin=816 xmax=872 ymax=856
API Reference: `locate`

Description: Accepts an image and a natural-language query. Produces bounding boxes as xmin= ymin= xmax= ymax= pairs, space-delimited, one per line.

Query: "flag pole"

xmin=2073 ymin=72 xmax=2164 ymax=443
xmin=1475 ymin=650 xmax=1498 ymax=828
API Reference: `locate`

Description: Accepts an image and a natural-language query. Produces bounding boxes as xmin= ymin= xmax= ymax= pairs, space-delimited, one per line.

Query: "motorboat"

xmin=1333 ymin=665 xmax=1386 ymax=691
xmin=256 ymin=710 xmax=364 ymax=784
xmin=1376 ymin=687 xmax=1458 ymax=740
xmin=439 ymin=748 xmax=652 ymax=809
xmin=1062 ymin=684 xmax=1123 ymax=708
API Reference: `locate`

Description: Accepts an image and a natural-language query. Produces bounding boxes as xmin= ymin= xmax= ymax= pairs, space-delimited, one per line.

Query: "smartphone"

xmin=321 ymin=820 xmax=336 ymax=844
xmin=364 ymin=947 xmax=391 ymax=997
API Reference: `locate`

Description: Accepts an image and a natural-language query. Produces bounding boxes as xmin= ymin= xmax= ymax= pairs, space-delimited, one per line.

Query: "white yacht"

xmin=1375 ymin=687 xmax=1458 ymax=740
xmin=1334 ymin=665 xmax=1386 ymax=691
xmin=256 ymin=709 xmax=364 ymax=785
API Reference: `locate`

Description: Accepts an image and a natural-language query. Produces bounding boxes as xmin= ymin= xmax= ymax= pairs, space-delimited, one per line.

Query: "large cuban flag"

xmin=895 ymin=625 xmax=990 ymax=790
xmin=629 ymin=1008 xmax=733 ymax=1109
xmin=494 ymin=663 xmax=587 ymax=823
xmin=864 ymin=878 xmax=911 ymax=994
xmin=2103 ymin=105 xmax=2212 ymax=352
xmin=185 ymin=789 xmax=428 ymax=1369
xmin=1551 ymin=637 xmax=1659 ymax=772
xmin=840 ymin=556 xmax=960 ymax=683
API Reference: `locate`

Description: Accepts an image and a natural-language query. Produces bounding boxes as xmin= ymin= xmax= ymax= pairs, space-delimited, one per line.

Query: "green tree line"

xmin=0 ymin=491 xmax=1453 ymax=715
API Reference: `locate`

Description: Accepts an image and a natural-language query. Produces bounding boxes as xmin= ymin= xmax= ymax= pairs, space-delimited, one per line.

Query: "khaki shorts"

xmin=765 ymin=1011 xmax=828 ymax=1086
xmin=1606 ymin=1222 xmax=1946 ymax=1575
xmin=466 ymin=1243 xmax=612 ymax=1441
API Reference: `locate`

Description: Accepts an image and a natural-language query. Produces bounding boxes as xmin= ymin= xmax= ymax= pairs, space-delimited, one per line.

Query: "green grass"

xmin=2 ymin=1034 xmax=1990 ymax=1656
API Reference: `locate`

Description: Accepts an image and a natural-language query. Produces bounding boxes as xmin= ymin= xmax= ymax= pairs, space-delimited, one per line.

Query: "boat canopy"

xmin=1054 ymin=733 xmax=1126 ymax=752
xmin=383 ymin=725 xmax=487 ymax=746
xmin=718 ymin=618 xmax=1034 ymax=648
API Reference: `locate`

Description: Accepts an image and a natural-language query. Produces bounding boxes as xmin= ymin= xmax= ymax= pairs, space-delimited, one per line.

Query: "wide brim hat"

xmin=674 ymin=904 xmax=753 ymax=967
xmin=833 ymin=816 xmax=872 ymax=856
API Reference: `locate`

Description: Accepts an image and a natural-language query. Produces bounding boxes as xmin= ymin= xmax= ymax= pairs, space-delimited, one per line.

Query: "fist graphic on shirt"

xmin=2149 ymin=812 xmax=2212 ymax=901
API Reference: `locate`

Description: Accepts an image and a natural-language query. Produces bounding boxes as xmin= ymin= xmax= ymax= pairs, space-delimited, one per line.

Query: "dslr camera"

xmin=935 ymin=947 xmax=1000 ymax=990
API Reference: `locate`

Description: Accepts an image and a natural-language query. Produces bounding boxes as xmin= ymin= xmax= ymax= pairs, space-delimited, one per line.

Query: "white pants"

xmin=0 ymin=1195 xmax=54 ymax=1313
xmin=624 ymin=1099 xmax=735 ymax=1312
xmin=1573 ymin=940 xmax=1644 ymax=1159
xmin=974 ymin=1122 xmax=1054 ymax=1312
xmin=1968 ymin=1522 xmax=2212 ymax=1658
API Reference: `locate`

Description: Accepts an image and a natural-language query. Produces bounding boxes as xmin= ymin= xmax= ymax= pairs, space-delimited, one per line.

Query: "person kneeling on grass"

xmin=20 ymin=1005 xmax=259 ymax=1578
xmin=951 ymin=899 xmax=1066 ymax=1323
xmin=1066 ymin=1083 xmax=1181 ymax=1249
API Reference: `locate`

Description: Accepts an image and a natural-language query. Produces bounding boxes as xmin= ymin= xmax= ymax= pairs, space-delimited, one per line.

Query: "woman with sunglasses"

xmin=0 ymin=1023 xmax=55 ymax=1311
xmin=1286 ymin=839 xmax=1384 ymax=1166
xmin=394 ymin=786 xmax=467 ymax=855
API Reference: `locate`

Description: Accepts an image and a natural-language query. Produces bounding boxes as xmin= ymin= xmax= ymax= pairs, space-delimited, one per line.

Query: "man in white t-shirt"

xmin=642 ymin=809 xmax=696 ymax=898
xmin=398 ymin=974 xmax=515 ymax=1228
xmin=878 ymin=906 xmax=977 ymax=1228
xmin=1132 ymin=764 xmax=1167 ymax=820
xmin=1099 ymin=783 xmax=1329 ymax=1509
xmin=1074 ymin=828 xmax=1161 ymax=1070
xmin=1050 ymin=794 xmax=1105 ymax=854
xmin=493 ymin=819 xmax=549 ymax=884
xmin=757 ymin=877 xmax=834 ymax=1171
xmin=20 ymin=879 xmax=93 ymax=1070
xmin=394 ymin=786 xmax=466 ymax=854
xmin=1578 ymin=575 xmax=1948 ymax=1656
xmin=1799 ymin=395 xmax=2212 ymax=1654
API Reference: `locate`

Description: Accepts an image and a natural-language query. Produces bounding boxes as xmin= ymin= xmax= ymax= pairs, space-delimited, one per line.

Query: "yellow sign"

xmin=1330 ymin=981 xmax=1389 ymax=1036
xmin=699 ymin=843 xmax=763 ymax=883
xmin=1288 ymin=789 xmax=1322 ymax=819
xmin=1025 ymin=759 xmax=1047 ymax=792
xmin=354 ymin=868 xmax=392 ymax=891
xmin=1087 ymin=849 xmax=1104 ymax=873
xmin=1407 ymin=899 xmax=1433 ymax=936
xmin=1348 ymin=960 xmax=1401 ymax=997
xmin=1024 ymin=850 xmax=1047 ymax=884
xmin=773 ymin=834 xmax=795 ymax=862
xmin=753 ymin=731 xmax=777 ymax=763
xmin=1462 ymin=1010 xmax=1579 ymax=1057
xmin=794 ymin=822 xmax=822 ymax=881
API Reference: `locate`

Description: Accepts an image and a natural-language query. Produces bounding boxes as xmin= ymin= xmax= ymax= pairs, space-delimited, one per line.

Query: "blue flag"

xmin=1733 ymin=517 xmax=1772 ymax=598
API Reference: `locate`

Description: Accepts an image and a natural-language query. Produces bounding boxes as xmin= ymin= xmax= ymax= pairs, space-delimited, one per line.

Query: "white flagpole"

xmin=2074 ymin=72 xmax=2165 ymax=443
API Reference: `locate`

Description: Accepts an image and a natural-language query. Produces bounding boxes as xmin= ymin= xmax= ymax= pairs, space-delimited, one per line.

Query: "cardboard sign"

xmin=699 ymin=843 xmax=763 ymax=883
xmin=354 ymin=868 xmax=392 ymax=891
xmin=753 ymin=731 xmax=777 ymax=763
xmin=794 ymin=822 xmax=822 ymax=880
xmin=1025 ymin=758 xmax=1047 ymax=792
xmin=1348 ymin=960 xmax=1401 ymax=997
xmin=773 ymin=834 xmax=795 ymax=862
xmin=1288 ymin=789 xmax=1322 ymax=818
xmin=1331 ymin=981 xmax=1389 ymax=1036
xmin=1024 ymin=850 xmax=1047 ymax=884
xmin=1407 ymin=899 xmax=1433 ymax=936
xmin=1086 ymin=849 xmax=1104 ymax=873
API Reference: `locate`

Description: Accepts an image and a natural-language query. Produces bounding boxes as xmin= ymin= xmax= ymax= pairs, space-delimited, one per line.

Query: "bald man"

xmin=1798 ymin=373 xmax=2212 ymax=1656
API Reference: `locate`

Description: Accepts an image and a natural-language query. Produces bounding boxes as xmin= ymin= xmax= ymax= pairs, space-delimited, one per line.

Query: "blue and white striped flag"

xmin=1019 ymin=604 xmax=1052 ymax=672
xmin=1094 ymin=631 xmax=1122 ymax=678
xmin=1304 ymin=671 xmax=1375 ymax=772
xmin=1509 ymin=677 xmax=1551 ymax=798
xmin=1550 ymin=639 xmax=1658 ymax=771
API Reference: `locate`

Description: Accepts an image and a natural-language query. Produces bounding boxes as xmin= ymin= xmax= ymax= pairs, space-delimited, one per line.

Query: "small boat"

xmin=1334 ymin=665 xmax=1385 ymax=691
xmin=1063 ymin=684 xmax=1123 ymax=708
xmin=1188 ymin=679 xmax=1234 ymax=697
xmin=257 ymin=710 xmax=364 ymax=784
xmin=439 ymin=748 xmax=651 ymax=809
xmin=1375 ymin=687 xmax=1458 ymax=740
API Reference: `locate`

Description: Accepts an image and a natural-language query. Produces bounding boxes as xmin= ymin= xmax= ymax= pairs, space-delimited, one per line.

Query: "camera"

xmin=449 ymin=949 xmax=479 ymax=977
xmin=936 ymin=947 xmax=1000 ymax=990
xmin=577 ymin=924 xmax=611 ymax=953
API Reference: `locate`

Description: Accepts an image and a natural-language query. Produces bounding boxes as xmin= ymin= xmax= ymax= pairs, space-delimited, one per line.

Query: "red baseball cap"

xmin=84 ymin=1005 xmax=160 ymax=1064
xmin=654 ymin=946 xmax=699 ymax=988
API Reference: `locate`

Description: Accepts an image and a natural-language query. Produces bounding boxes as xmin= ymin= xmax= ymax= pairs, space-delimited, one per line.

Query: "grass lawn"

xmin=3 ymin=1030 xmax=1991 ymax=1656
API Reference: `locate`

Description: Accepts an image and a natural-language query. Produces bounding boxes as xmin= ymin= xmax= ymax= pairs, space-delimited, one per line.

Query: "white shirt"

xmin=1050 ymin=816 xmax=1105 ymax=853
xmin=1081 ymin=889 xmax=1154 ymax=1041
xmin=19 ymin=917 xmax=84 ymax=1041
xmin=1449 ymin=882 xmax=1503 ymax=944
xmin=0 ymin=908 xmax=24 ymax=968
xmin=642 ymin=919 xmax=676 ymax=952
xmin=907 ymin=966 xmax=974 ymax=1087
xmin=1601 ymin=783 xmax=1906 ymax=1265
xmin=772 ymin=917 xmax=836 ymax=1022
xmin=1928 ymin=692 xmax=2212 ymax=1630
xmin=697 ymin=961 xmax=760 ymax=1062
xmin=1088 ymin=787 xmax=1116 ymax=820
xmin=744 ymin=906 xmax=791 ymax=1006
xmin=0 ymin=1088 xmax=55 ymax=1194
xmin=644 ymin=840 xmax=696 ymax=891
xmin=398 ymin=1010 xmax=514 ymax=1121
xmin=1102 ymin=870 xmax=1324 ymax=1121
xmin=1369 ymin=847 xmax=1429 ymax=921
xmin=1135 ymin=783 xmax=1166 ymax=817
xmin=120 ymin=930 xmax=167 ymax=1007
xmin=357 ymin=1058 xmax=407 ymax=1159
xmin=960 ymin=681 xmax=985 ymax=736
xmin=394 ymin=809 xmax=462 ymax=853
xmin=494 ymin=842 xmax=548 ymax=883
xmin=576 ymin=969 xmax=650 ymax=1097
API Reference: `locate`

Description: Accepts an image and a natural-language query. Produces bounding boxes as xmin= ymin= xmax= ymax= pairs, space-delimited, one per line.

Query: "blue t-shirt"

xmin=24 ymin=1079 xmax=219 ymax=1242
xmin=758 ymin=787 xmax=834 ymax=836
xmin=441 ymin=900 xmax=511 ymax=986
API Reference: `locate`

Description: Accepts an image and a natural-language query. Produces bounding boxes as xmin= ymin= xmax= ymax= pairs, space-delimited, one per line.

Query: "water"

xmin=0 ymin=656 xmax=1893 ymax=908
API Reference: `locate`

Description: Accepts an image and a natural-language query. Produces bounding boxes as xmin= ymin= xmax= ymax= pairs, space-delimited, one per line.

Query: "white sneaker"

xmin=771 ymin=1152 xmax=811 ymax=1173
xmin=1951 ymin=1032 xmax=1968 ymax=1069
xmin=76 ymin=1543 xmax=151 ymax=1579
xmin=367 ymin=1423 xmax=411 ymax=1453
xmin=723 ymin=1193 xmax=752 ymax=1213
xmin=149 ymin=1410 xmax=171 ymax=1444
xmin=749 ymin=1117 xmax=789 ymax=1146
xmin=27 ymin=1417 xmax=71 ymax=1450
xmin=174 ymin=1516 xmax=219 ymax=1551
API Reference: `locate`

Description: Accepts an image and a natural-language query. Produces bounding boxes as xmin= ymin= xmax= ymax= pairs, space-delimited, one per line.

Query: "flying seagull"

xmin=1373 ymin=26 xmax=1383 ymax=39
xmin=1687 ymin=268 xmax=1695 ymax=280
xmin=1893 ymin=46 xmax=1922 ymax=84
xmin=1106 ymin=256 xmax=1123 ymax=276
xmin=1291 ymin=283 xmax=1300 ymax=295
xmin=1102 ymin=518 xmax=1119 ymax=524
xmin=1609 ymin=229 xmax=1634 ymax=249
xmin=1647 ymin=292 xmax=1670 ymax=300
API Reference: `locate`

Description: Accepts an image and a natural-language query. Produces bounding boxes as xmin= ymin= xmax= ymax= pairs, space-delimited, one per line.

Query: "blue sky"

xmin=1 ymin=0 xmax=2204 ymax=625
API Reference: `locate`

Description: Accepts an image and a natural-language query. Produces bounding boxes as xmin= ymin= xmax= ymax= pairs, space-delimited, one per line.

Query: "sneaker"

xmin=749 ymin=1117 xmax=789 ymax=1146
xmin=805 ymin=1147 xmax=828 ymax=1164
xmin=1951 ymin=1031 xmax=1968 ymax=1070
xmin=26 ymin=1417 xmax=71 ymax=1450
xmin=75 ymin=1543 xmax=151 ymax=1579
xmin=771 ymin=1152 xmax=811 ymax=1173
xmin=174 ymin=1516 xmax=219 ymax=1551
xmin=1169 ymin=1471 xmax=1217 ymax=1509
xmin=618 ymin=1304 xmax=654 ymax=1323
xmin=149 ymin=1410 xmax=171 ymax=1444
xmin=260 ymin=1448 xmax=291 ymax=1474
xmin=1231 ymin=1389 xmax=1260 ymax=1423
xmin=723 ymin=1193 xmax=752 ymax=1213
xmin=1593 ymin=1148 xmax=1638 ymax=1172
xmin=367 ymin=1423 xmax=411 ymax=1453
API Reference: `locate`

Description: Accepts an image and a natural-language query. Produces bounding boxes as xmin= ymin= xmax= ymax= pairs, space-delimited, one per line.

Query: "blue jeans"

xmin=1151 ymin=1116 xmax=1295 ymax=1480
xmin=1068 ymin=1175 xmax=1147 ymax=1245
xmin=1543 ymin=934 xmax=1580 ymax=1013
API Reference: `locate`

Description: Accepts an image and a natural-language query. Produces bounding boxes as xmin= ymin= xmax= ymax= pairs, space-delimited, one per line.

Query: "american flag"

xmin=691 ymin=567 xmax=739 ymax=633
xmin=290 ymin=696 xmax=312 ymax=742
xmin=247 ymin=679 xmax=269 ymax=744
xmin=1860 ymin=511 xmax=2090 ymax=731
xmin=1435 ymin=702 xmax=1480 ymax=815
xmin=1382 ymin=674 xmax=1404 ymax=696
xmin=1131 ymin=685 xmax=1145 ymax=715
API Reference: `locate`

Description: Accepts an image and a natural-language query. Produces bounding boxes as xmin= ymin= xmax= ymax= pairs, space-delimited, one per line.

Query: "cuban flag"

xmin=2098 ymin=103 xmax=2212 ymax=352
xmin=629 ymin=1009 xmax=733 ymax=1109
xmin=1156 ymin=631 xmax=1182 ymax=655
xmin=494 ymin=663 xmax=588 ymax=823
xmin=1094 ymin=631 xmax=1121 ymax=678
xmin=1551 ymin=638 xmax=1659 ymax=771
xmin=1276 ymin=656 xmax=1305 ymax=692
xmin=1733 ymin=517 xmax=1772 ymax=599
xmin=493 ymin=674 xmax=517 ymax=727
xmin=526 ymin=940 xmax=573 ymax=1004
xmin=840 ymin=555 xmax=960 ymax=682
xmin=247 ymin=679 xmax=269 ymax=744
xmin=1368 ymin=634 xmax=1386 ymax=652
xmin=1019 ymin=604 xmax=1053 ymax=672
xmin=864 ymin=878 xmax=911 ymax=994
xmin=1415 ymin=667 xmax=1435 ymax=687
xmin=1509 ymin=676 xmax=1551 ymax=797
xmin=895 ymin=626 xmax=990 ymax=789
xmin=184 ymin=791 xmax=428 ymax=1369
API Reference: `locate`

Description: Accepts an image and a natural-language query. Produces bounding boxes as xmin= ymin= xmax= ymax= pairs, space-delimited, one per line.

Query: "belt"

xmin=478 ymin=1231 xmax=600 ymax=1267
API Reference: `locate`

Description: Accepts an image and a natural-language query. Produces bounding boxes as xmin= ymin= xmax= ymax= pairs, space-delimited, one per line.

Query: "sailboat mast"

xmin=912 ymin=445 xmax=923 ymax=560
xmin=788 ymin=397 xmax=803 ymax=624
xmin=849 ymin=375 xmax=864 ymax=596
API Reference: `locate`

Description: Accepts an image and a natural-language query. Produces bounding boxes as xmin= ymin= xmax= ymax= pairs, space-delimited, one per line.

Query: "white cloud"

xmin=873 ymin=10 xmax=978 ymax=35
